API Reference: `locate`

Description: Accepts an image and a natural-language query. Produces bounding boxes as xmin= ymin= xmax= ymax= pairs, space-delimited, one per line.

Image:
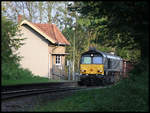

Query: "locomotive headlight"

xmin=97 ymin=70 xmax=102 ymax=73
xmin=81 ymin=70 xmax=86 ymax=72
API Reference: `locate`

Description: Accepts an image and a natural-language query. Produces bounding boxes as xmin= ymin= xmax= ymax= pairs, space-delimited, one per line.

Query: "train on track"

xmin=79 ymin=47 xmax=123 ymax=86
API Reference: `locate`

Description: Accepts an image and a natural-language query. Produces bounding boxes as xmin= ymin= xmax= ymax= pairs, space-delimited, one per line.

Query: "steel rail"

xmin=2 ymin=86 xmax=82 ymax=100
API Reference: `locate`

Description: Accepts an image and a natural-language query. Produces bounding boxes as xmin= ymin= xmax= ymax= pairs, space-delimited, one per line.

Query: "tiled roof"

xmin=29 ymin=22 xmax=70 ymax=45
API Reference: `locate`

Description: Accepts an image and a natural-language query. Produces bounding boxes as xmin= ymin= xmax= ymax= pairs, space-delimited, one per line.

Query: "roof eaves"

xmin=20 ymin=20 xmax=56 ymax=44
xmin=54 ymin=42 xmax=70 ymax=46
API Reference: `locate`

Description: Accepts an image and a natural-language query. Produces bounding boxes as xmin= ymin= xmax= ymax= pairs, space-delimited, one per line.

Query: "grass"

xmin=2 ymin=62 xmax=71 ymax=86
xmin=34 ymin=61 xmax=149 ymax=112
xmin=2 ymin=77 xmax=70 ymax=86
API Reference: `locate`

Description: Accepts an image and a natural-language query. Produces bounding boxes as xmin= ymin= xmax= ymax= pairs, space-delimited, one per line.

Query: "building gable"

xmin=20 ymin=20 xmax=70 ymax=46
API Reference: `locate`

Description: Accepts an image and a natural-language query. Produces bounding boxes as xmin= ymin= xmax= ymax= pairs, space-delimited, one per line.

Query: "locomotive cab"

xmin=80 ymin=53 xmax=104 ymax=75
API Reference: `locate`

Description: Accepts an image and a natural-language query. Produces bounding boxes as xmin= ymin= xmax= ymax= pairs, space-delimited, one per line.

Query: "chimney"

xmin=18 ymin=14 xmax=23 ymax=23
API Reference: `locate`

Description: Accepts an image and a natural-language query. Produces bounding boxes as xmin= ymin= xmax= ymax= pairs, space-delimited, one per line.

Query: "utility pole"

xmin=69 ymin=4 xmax=78 ymax=81
xmin=72 ymin=27 xmax=75 ymax=81
xmin=67 ymin=60 xmax=71 ymax=80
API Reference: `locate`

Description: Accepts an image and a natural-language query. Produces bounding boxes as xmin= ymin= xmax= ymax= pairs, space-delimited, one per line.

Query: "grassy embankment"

xmin=2 ymin=62 xmax=69 ymax=86
xmin=34 ymin=60 xmax=149 ymax=112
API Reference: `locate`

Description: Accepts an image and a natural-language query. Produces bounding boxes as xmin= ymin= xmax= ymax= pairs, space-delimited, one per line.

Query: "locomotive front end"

xmin=79 ymin=53 xmax=105 ymax=85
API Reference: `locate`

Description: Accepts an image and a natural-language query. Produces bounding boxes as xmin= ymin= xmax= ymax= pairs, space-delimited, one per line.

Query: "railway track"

xmin=2 ymin=86 xmax=82 ymax=100
xmin=1 ymin=82 xmax=81 ymax=100
xmin=2 ymin=80 xmax=119 ymax=100
xmin=2 ymin=81 xmax=78 ymax=92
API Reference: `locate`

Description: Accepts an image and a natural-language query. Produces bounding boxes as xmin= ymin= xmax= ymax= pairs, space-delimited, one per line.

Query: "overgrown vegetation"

xmin=35 ymin=60 xmax=149 ymax=112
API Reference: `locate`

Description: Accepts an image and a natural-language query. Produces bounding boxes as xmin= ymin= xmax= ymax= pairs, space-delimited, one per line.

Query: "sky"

xmin=2 ymin=1 xmax=75 ymax=30
xmin=2 ymin=1 xmax=78 ymax=32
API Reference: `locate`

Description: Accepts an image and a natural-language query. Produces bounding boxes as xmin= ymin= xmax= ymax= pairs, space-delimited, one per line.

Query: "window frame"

xmin=56 ymin=55 xmax=61 ymax=65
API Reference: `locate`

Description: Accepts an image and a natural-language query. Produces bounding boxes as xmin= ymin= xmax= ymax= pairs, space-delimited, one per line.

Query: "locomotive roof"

xmin=81 ymin=48 xmax=122 ymax=60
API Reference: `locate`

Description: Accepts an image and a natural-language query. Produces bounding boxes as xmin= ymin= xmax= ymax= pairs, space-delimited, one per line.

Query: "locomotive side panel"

xmin=104 ymin=54 xmax=123 ymax=72
xmin=103 ymin=57 xmax=108 ymax=70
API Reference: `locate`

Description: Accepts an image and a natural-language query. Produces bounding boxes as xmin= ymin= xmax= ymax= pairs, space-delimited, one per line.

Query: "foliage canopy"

xmin=68 ymin=1 xmax=149 ymax=61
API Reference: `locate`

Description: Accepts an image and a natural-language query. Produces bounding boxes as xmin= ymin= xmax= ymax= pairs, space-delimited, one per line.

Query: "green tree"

xmin=75 ymin=1 xmax=149 ymax=60
xmin=2 ymin=16 xmax=24 ymax=64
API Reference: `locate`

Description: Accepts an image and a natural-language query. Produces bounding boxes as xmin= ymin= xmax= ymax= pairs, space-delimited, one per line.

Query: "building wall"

xmin=17 ymin=25 xmax=50 ymax=77
xmin=48 ymin=46 xmax=53 ymax=78
xmin=52 ymin=46 xmax=66 ymax=54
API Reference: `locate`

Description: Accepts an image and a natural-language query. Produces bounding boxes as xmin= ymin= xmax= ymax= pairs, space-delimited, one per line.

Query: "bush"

xmin=2 ymin=62 xmax=49 ymax=86
xmin=2 ymin=62 xmax=33 ymax=80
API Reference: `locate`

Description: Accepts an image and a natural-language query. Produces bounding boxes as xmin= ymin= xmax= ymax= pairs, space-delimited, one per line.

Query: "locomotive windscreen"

xmin=93 ymin=57 xmax=102 ymax=64
xmin=82 ymin=57 xmax=91 ymax=64
xmin=81 ymin=54 xmax=103 ymax=64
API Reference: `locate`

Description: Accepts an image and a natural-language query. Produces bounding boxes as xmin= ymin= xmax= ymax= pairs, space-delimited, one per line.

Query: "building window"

xmin=56 ymin=55 xmax=61 ymax=65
